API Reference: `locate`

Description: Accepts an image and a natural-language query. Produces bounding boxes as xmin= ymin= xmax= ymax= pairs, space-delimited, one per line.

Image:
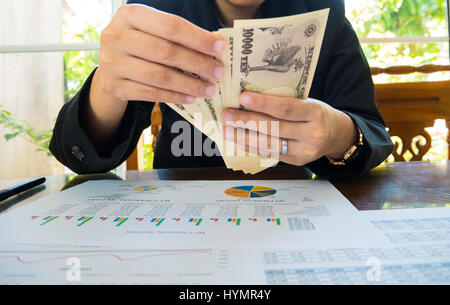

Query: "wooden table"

xmin=0 ymin=161 xmax=448 ymax=215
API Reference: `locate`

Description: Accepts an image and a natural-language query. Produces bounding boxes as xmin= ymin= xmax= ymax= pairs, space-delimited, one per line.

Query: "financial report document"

xmin=0 ymin=180 xmax=448 ymax=284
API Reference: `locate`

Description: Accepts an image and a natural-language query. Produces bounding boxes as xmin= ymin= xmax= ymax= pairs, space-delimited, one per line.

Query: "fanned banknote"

xmin=167 ymin=9 xmax=329 ymax=174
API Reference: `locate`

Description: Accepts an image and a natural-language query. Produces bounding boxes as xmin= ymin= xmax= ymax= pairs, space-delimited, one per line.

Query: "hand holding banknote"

xmin=221 ymin=92 xmax=358 ymax=167
xmin=85 ymin=4 xmax=226 ymax=145
xmin=86 ymin=5 xmax=357 ymax=174
xmin=162 ymin=8 xmax=359 ymax=174
xmin=217 ymin=11 xmax=358 ymax=170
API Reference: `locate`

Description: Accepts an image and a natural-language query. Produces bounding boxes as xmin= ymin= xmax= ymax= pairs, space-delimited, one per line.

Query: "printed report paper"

xmin=0 ymin=180 xmax=382 ymax=249
xmin=1 ymin=180 xmax=448 ymax=284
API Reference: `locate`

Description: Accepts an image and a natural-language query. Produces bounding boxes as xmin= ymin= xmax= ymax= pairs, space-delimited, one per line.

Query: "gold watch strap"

xmin=326 ymin=126 xmax=364 ymax=166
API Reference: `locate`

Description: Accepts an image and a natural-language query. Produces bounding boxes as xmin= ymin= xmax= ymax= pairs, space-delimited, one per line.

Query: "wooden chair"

xmin=372 ymin=64 xmax=450 ymax=161
xmin=126 ymin=64 xmax=450 ymax=169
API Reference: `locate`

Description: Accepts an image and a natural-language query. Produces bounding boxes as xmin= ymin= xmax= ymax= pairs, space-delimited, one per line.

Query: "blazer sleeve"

xmin=49 ymin=0 xmax=186 ymax=174
xmin=49 ymin=0 xmax=184 ymax=175
xmin=49 ymin=69 xmax=154 ymax=174
xmin=305 ymin=18 xmax=394 ymax=177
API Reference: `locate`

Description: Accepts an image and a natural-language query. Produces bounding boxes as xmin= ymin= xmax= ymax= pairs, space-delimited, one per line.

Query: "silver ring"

xmin=281 ymin=138 xmax=288 ymax=156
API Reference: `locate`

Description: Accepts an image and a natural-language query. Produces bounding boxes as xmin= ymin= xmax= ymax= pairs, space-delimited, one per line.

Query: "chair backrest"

xmin=372 ymin=64 xmax=450 ymax=161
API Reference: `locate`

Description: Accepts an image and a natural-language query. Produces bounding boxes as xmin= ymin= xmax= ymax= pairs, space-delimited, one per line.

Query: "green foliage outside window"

xmin=350 ymin=0 xmax=446 ymax=38
xmin=347 ymin=0 xmax=449 ymax=83
xmin=0 ymin=105 xmax=53 ymax=155
xmin=143 ymin=143 xmax=155 ymax=170
xmin=1 ymin=25 xmax=101 ymax=156
xmin=64 ymin=25 xmax=100 ymax=103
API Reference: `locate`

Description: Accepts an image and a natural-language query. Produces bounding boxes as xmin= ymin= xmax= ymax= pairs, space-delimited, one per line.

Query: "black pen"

xmin=0 ymin=177 xmax=46 ymax=202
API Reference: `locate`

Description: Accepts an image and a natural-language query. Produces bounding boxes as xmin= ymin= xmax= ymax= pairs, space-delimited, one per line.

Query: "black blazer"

xmin=49 ymin=0 xmax=393 ymax=177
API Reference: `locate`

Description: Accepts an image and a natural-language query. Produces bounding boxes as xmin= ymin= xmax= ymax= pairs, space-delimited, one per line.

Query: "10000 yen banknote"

xmin=168 ymin=9 xmax=329 ymax=174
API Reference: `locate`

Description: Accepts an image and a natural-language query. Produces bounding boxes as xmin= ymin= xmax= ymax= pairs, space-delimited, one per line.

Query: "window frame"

xmin=0 ymin=1 xmax=449 ymax=57
xmin=0 ymin=0 xmax=124 ymax=54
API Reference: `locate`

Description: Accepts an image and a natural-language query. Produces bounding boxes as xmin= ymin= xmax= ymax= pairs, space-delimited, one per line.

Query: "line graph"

xmin=0 ymin=248 xmax=222 ymax=284
xmin=0 ymin=249 xmax=213 ymax=265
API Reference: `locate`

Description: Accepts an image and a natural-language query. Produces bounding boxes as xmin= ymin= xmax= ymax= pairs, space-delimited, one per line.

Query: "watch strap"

xmin=326 ymin=126 xmax=364 ymax=166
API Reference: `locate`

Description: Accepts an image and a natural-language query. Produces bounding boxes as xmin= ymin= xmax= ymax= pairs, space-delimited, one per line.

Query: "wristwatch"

xmin=326 ymin=126 xmax=364 ymax=166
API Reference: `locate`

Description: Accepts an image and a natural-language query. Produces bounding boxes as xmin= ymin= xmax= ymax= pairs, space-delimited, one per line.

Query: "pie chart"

xmin=134 ymin=185 xmax=159 ymax=192
xmin=225 ymin=185 xmax=277 ymax=198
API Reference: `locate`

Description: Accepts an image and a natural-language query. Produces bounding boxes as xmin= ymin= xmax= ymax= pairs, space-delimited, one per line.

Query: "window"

xmin=346 ymin=0 xmax=450 ymax=83
xmin=0 ymin=0 xmax=125 ymax=179
xmin=346 ymin=0 xmax=449 ymax=162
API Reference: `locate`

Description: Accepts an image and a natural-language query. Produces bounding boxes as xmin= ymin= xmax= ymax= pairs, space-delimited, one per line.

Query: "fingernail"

xmin=186 ymin=96 xmax=196 ymax=104
xmin=205 ymin=85 xmax=215 ymax=97
xmin=214 ymin=40 xmax=226 ymax=54
xmin=240 ymin=94 xmax=252 ymax=105
xmin=214 ymin=66 xmax=224 ymax=80
xmin=222 ymin=111 xmax=234 ymax=122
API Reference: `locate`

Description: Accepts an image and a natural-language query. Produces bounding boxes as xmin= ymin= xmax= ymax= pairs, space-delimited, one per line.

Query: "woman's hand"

xmin=221 ymin=92 xmax=358 ymax=166
xmin=86 ymin=4 xmax=226 ymax=143
xmin=96 ymin=5 xmax=226 ymax=104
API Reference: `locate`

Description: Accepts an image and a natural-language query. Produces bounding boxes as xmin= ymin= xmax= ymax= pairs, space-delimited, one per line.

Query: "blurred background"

xmin=0 ymin=0 xmax=449 ymax=179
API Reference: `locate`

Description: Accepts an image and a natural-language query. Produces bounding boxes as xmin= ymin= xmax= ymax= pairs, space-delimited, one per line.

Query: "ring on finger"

xmin=281 ymin=138 xmax=289 ymax=156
